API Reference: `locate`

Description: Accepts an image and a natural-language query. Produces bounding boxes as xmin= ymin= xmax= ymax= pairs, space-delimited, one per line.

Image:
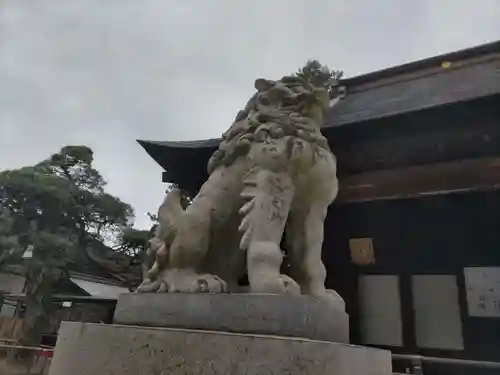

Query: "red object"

xmin=40 ymin=349 xmax=54 ymax=358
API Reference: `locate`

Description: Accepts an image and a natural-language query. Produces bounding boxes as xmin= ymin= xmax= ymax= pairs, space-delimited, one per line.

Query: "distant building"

xmin=139 ymin=40 xmax=500 ymax=372
xmin=0 ymin=263 xmax=128 ymax=346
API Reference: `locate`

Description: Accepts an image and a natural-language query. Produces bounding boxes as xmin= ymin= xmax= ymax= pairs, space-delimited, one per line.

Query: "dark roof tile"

xmin=328 ymin=59 xmax=500 ymax=126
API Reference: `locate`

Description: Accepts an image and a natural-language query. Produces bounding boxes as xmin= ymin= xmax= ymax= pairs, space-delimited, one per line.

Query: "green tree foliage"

xmin=0 ymin=145 xmax=135 ymax=349
xmin=0 ymin=206 xmax=24 ymax=268
xmin=113 ymin=183 xmax=192 ymax=286
xmin=116 ymin=227 xmax=155 ymax=286
xmin=294 ymin=59 xmax=343 ymax=98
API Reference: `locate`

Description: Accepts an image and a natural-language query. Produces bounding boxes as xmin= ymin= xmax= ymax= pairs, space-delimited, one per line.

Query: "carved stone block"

xmin=114 ymin=293 xmax=349 ymax=343
xmin=49 ymin=322 xmax=392 ymax=375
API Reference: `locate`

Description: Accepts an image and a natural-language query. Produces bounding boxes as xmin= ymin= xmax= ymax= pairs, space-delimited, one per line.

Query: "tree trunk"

xmin=12 ymin=264 xmax=55 ymax=363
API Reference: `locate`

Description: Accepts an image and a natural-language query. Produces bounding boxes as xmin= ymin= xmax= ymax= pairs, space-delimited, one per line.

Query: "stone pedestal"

xmin=114 ymin=293 xmax=349 ymax=343
xmin=50 ymin=322 xmax=391 ymax=375
xmin=49 ymin=294 xmax=392 ymax=375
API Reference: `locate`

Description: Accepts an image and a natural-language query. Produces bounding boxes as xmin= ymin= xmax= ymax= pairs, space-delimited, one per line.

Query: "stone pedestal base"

xmin=49 ymin=322 xmax=392 ymax=375
xmin=114 ymin=293 xmax=349 ymax=343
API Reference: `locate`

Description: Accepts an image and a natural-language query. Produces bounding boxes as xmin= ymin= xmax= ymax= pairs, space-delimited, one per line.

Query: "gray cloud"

xmin=1 ymin=0 xmax=499 ymax=228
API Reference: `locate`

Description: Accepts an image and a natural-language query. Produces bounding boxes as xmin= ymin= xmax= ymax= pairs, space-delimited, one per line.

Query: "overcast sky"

xmin=1 ymin=1 xmax=499 ymax=229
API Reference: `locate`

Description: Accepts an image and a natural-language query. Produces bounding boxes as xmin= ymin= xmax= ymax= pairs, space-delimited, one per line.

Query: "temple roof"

xmin=139 ymin=40 xmax=500 ymax=190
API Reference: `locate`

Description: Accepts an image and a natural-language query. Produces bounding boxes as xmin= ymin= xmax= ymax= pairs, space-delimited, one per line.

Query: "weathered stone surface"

xmin=49 ymin=322 xmax=392 ymax=375
xmin=114 ymin=293 xmax=349 ymax=343
xmin=137 ymin=63 xmax=344 ymax=308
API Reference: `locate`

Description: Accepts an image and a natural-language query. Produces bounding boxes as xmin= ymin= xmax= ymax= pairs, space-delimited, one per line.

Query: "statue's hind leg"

xmin=240 ymin=168 xmax=300 ymax=295
xmin=144 ymin=202 xmax=228 ymax=293
xmin=162 ymin=163 xmax=247 ymax=293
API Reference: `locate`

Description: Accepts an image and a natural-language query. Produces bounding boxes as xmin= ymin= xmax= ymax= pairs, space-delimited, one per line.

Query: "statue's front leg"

xmin=240 ymin=168 xmax=300 ymax=295
xmin=287 ymin=202 xmax=344 ymax=309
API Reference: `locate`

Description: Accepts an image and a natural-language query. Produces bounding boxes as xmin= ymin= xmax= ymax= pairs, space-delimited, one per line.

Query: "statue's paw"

xmin=317 ymin=289 xmax=346 ymax=311
xmin=250 ymin=274 xmax=301 ymax=295
xmin=136 ymin=279 xmax=162 ymax=293
xmin=279 ymin=274 xmax=301 ymax=295
xmin=137 ymin=270 xmax=228 ymax=294
xmin=169 ymin=273 xmax=228 ymax=293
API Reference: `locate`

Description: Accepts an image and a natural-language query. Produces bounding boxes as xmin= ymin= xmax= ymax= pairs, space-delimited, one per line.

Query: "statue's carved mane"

xmin=137 ymin=62 xmax=344 ymax=309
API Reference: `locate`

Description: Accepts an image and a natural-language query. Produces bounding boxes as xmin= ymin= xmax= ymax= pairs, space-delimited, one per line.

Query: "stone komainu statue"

xmin=138 ymin=61 xmax=344 ymax=307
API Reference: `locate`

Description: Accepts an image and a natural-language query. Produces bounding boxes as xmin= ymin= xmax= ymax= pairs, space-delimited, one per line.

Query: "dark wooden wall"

xmin=323 ymin=190 xmax=500 ymax=364
xmin=327 ymin=95 xmax=500 ymax=176
xmin=155 ymin=94 xmax=500 ymax=194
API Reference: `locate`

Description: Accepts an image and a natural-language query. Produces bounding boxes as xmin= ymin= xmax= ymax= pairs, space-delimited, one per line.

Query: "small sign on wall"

xmin=464 ymin=267 xmax=500 ymax=318
xmin=349 ymin=238 xmax=376 ymax=266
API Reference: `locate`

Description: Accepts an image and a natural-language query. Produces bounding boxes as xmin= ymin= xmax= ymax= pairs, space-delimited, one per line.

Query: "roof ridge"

xmin=341 ymin=39 xmax=500 ymax=86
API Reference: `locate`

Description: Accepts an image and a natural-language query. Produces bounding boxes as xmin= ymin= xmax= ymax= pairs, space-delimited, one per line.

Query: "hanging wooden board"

xmin=349 ymin=238 xmax=376 ymax=266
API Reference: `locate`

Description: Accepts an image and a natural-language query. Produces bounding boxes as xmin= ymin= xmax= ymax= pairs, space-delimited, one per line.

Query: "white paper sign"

xmin=464 ymin=267 xmax=500 ymax=318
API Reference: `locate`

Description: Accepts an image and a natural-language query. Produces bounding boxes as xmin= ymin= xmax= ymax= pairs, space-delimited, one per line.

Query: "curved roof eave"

xmin=138 ymin=39 xmax=500 ymax=187
xmin=139 ymin=39 xmax=500 ymax=154
xmin=137 ymin=138 xmax=221 ymax=149
xmin=341 ymin=39 xmax=500 ymax=86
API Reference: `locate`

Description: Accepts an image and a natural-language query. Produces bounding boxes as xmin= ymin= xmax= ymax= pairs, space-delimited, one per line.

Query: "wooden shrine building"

xmin=139 ymin=40 xmax=500 ymax=373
